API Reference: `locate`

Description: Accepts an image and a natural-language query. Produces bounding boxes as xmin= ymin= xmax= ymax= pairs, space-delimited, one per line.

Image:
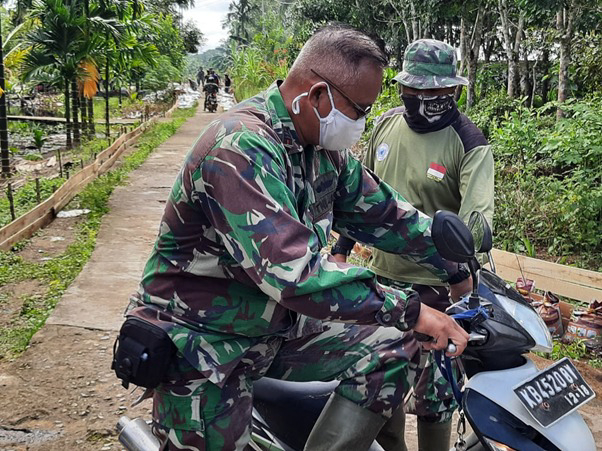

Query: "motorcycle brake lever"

xmin=415 ymin=332 xmax=458 ymax=354
xmin=414 ymin=332 xmax=434 ymax=342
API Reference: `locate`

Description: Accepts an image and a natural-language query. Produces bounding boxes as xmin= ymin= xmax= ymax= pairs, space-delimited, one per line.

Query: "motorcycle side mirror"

xmin=431 ymin=210 xmax=475 ymax=263
xmin=467 ymin=211 xmax=493 ymax=253
xmin=432 ymin=210 xmax=481 ymax=308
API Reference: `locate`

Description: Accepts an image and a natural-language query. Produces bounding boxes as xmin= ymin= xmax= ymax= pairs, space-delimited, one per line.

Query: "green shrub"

xmin=229 ymin=23 xmax=292 ymax=102
xmin=142 ymin=55 xmax=182 ymax=91
xmin=467 ymin=92 xmax=527 ymax=140
xmin=488 ymin=96 xmax=602 ymax=269
xmin=32 ymin=128 xmax=46 ymax=152
xmin=24 ymin=154 xmax=43 ymax=161
xmin=365 ymin=68 xmax=399 ymax=135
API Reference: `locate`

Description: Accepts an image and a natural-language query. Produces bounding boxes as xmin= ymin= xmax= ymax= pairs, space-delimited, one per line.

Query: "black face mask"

xmin=401 ymin=94 xmax=459 ymax=133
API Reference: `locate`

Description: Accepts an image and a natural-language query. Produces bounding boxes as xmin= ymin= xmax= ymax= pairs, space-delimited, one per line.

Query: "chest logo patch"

xmin=376 ymin=143 xmax=390 ymax=161
xmin=427 ymin=162 xmax=446 ymax=182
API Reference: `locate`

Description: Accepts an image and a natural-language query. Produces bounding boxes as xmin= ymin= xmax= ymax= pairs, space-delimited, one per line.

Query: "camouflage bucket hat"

xmin=393 ymin=39 xmax=468 ymax=89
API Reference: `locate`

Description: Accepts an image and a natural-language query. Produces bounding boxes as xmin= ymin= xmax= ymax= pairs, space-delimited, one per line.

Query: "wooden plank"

xmin=0 ymin=209 xmax=54 ymax=250
xmin=7 ymin=115 xmax=138 ymax=125
xmin=0 ymin=197 xmax=54 ymax=244
xmin=52 ymin=171 xmax=86 ymax=205
xmin=164 ymin=100 xmax=179 ymax=118
xmin=96 ymin=142 xmax=118 ymax=161
xmin=97 ymin=128 xmax=144 ymax=175
xmin=55 ymin=172 xmax=99 ymax=212
xmin=53 ymin=185 xmax=81 ymax=212
xmin=98 ymin=142 xmax=129 ymax=175
xmin=491 ymin=249 xmax=602 ymax=302
xmin=52 ymin=175 xmax=86 ymax=212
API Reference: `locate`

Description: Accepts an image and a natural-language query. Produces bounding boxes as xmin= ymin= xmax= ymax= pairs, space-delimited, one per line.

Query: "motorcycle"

xmin=249 ymin=211 xmax=596 ymax=451
xmin=204 ymin=82 xmax=219 ymax=113
xmin=116 ymin=211 xmax=596 ymax=451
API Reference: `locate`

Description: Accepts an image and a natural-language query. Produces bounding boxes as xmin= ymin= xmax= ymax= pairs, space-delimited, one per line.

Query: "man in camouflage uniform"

xmin=333 ymin=39 xmax=494 ymax=450
xmin=133 ymin=26 xmax=471 ymax=450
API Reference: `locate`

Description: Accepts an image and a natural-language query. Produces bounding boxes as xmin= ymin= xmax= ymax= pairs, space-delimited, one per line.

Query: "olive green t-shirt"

xmin=364 ymin=107 xmax=494 ymax=286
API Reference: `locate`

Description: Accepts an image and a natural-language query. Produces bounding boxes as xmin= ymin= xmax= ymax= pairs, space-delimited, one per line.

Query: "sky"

xmin=183 ymin=0 xmax=231 ymax=52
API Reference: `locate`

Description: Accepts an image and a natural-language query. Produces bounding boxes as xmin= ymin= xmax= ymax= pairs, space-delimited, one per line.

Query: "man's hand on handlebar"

xmin=413 ymin=304 xmax=469 ymax=357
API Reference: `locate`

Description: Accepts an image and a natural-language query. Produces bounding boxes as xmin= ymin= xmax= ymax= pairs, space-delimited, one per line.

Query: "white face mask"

xmin=292 ymin=82 xmax=366 ymax=150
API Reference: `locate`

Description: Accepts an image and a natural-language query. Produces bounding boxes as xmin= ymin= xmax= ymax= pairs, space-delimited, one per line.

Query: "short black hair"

xmin=290 ymin=23 xmax=389 ymax=86
xmin=313 ymin=23 xmax=389 ymax=68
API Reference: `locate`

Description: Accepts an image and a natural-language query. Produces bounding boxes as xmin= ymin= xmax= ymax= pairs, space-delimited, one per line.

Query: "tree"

xmin=520 ymin=0 xmax=599 ymax=116
xmin=181 ymin=19 xmax=204 ymax=53
xmin=225 ymin=0 xmax=259 ymax=44
xmin=0 ymin=13 xmax=9 ymax=176
xmin=498 ymin=0 xmax=526 ymax=98
xmin=462 ymin=3 xmax=486 ymax=108
xmin=555 ymin=1 xmax=577 ymax=118
xmin=22 ymin=0 xmax=119 ymax=148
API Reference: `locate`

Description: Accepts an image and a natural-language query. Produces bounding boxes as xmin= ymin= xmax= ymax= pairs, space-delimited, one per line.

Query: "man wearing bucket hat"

xmin=333 ymin=39 xmax=494 ymax=450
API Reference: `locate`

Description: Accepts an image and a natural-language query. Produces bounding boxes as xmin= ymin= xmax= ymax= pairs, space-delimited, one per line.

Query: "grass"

xmin=23 ymin=153 xmax=43 ymax=161
xmin=0 ymin=104 xmax=197 ymax=359
xmin=0 ymin=177 xmax=66 ymax=227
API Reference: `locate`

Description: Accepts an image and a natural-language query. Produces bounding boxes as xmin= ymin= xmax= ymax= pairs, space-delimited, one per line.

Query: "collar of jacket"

xmin=262 ymin=81 xmax=305 ymax=155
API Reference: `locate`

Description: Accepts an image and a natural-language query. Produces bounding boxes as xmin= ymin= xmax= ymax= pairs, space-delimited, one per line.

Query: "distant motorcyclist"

xmin=205 ymin=68 xmax=219 ymax=86
xmin=203 ymin=75 xmax=219 ymax=112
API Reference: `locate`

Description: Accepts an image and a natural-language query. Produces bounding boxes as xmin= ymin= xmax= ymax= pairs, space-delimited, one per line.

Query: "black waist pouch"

xmin=112 ymin=307 xmax=177 ymax=389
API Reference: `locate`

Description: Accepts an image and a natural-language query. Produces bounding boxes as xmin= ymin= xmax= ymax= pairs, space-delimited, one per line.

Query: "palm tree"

xmin=98 ymin=0 xmax=159 ymax=136
xmin=21 ymin=0 xmax=120 ymax=148
xmin=225 ymin=0 xmax=259 ymax=44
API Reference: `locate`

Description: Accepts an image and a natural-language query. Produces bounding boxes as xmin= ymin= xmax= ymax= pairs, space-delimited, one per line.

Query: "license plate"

xmin=513 ymin=358 xmax=595 ymax=428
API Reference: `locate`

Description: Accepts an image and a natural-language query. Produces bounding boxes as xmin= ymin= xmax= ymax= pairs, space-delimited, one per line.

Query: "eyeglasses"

xmin=310 ymin=69 xmax=372 ymax=118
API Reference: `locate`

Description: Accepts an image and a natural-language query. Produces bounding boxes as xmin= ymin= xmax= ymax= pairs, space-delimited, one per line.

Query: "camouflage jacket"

xmin=137 ymin=81 xmax=458 ymax=386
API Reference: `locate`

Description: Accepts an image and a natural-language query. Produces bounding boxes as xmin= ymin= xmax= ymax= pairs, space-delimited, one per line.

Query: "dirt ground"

xmin=0 ymin=102 xmax=600 ymax=450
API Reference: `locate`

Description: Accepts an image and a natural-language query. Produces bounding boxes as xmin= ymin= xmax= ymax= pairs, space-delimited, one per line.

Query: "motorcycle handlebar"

xmin=414 ymin=330 xmax=487 ymax=354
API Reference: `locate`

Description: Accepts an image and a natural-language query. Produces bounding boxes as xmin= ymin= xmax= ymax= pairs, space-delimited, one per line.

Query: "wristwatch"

xmin=330 ymin=244 xmax=352 ymax=257
xmin=447 ymin=264 xmax=471 ymax=285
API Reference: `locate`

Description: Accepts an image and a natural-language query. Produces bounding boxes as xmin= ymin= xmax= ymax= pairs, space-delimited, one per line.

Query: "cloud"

xmin=183 ymin=0 xmax=230 ymax=52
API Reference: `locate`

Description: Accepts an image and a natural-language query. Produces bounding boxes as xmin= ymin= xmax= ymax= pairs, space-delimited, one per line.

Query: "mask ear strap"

xmin=309 ymin=82 xmax=335 ymax=119
xmin=317 ymin=82 xmax=335 ymax=110
xmin=291 ymin=92 xmax=308 ymax=115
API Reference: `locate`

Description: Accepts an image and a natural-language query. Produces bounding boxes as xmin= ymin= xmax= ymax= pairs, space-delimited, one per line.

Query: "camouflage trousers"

xmin=152 ymin=321 xmax=421 ymax=450
xmin=377 ymin=277 xmax=458 ymax=424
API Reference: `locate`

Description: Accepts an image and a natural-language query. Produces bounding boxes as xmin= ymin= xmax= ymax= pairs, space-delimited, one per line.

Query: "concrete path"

xmin=47 ymin=106 xmax=214 ymax=332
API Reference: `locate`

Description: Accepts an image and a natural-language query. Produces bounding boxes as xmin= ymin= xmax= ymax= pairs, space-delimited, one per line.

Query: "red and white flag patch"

xmin=427 ymin=162 xmax=446 ymax=181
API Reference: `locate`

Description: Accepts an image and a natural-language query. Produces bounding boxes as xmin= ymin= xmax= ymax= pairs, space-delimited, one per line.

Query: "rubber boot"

xmin=417 ymin=418 xmax=452 ymax=451
xmin=376 ymin=405 xmax=408 ymax=451
xmin=304 ymin=393 xmax=387 ymax=451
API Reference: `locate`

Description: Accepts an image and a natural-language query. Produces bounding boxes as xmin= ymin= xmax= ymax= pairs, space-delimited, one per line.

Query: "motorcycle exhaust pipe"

xmin=117 ymin=416 xmax=161 ymax=451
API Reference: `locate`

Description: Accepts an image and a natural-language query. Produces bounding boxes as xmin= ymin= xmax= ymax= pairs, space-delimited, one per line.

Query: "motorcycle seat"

xmin=254 ymin=377 xmax=338 ymax=402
